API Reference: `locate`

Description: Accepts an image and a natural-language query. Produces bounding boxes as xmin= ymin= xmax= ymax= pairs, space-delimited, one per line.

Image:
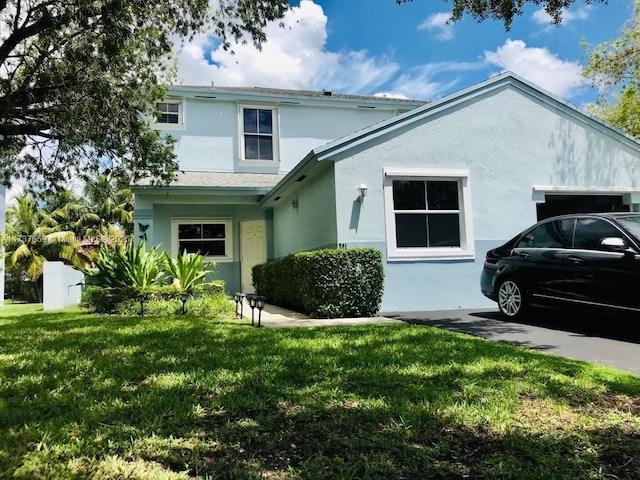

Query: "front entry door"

xmin=240 ymin=220 xmax=266 ymax=293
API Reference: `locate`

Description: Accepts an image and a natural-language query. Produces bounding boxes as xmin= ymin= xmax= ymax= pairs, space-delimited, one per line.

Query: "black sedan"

xmin=481 ymin=212 xmax=640 ymax=318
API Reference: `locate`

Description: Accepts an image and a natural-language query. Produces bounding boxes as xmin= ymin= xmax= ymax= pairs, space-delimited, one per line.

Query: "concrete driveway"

xmin=382 ymin=308 xmax=640 ymax=376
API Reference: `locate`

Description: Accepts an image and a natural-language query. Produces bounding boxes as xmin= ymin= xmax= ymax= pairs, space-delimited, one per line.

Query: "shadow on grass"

xmin=1 ymin=306 xmax=639 ymax=479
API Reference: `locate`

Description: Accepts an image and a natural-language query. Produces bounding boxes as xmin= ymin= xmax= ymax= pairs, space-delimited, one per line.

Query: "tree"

xmin=80 ymin=172 xmax=134 ymax=237
xmin=0 ymin=0 xmax=291 ymax=190
xmin=3 ymin=192 xmax=85 ymax=300
xmin=397 ymin=0 xmax=608 ymax=30
xmin=582 ymin=0 xmax=640 ymax=138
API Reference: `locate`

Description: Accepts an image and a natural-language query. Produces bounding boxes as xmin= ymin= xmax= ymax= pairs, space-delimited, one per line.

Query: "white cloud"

xmin=387 ymin=61 xmax=485 ymax=100
xmin=374 ymin=92 xmax=410 ymax=100
xmin=175 ymin=0 xmax=398 ymax=93
xmin=484 ymin=39 xmax=585 ymax=98
xmin=418 ymin=12 xmax=454 ymax=41
xmin=532 ymin=6 xmax=591 ymax=26
xmin=4 ymin=180 xmax=24 ymax=206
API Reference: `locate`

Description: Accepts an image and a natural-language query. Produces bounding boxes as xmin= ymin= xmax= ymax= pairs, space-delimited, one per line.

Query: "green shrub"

xmin=81 ymin=286 xmax=140 ymax=313
xmin=163 ymin=250 xmax=216 ymax=294
xmin=82 ymin=283 xmax=231 ymax=316
xmin=81 ymin=242 xmax=228 ymax=316
xmin=84 ymin=240 xmax=165 ymax=289
xmin=252 ymin=253 xmax=305 ymax=311
xmin=115 ymin=292 xmax=234 ymax=317
xmin=252 ymin=248 xmax=384 ymax=318
xmin=184 ymin=292 xmax=234 ymax=316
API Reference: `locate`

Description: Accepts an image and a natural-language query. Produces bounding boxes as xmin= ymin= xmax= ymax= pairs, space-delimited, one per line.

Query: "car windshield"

xmin=614 ymin=216 xmax=640 ymax=239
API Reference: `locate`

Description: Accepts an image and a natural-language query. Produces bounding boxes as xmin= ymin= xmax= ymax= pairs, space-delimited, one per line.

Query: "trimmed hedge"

xmin=81 ymin=282 xmax=226 ymax=315
xmin=252 ymin=248 xmax=384 ymax=318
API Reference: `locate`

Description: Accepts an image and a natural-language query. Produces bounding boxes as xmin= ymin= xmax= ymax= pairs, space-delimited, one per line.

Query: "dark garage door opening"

xmin=537 ymin=194 xmax=629 ymax=220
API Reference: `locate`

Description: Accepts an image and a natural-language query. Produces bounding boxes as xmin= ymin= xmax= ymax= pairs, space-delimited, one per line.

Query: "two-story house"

xmin=133 ymin=72 xmax=640 ymax=313
xmin=132 ymin=85 xmax=425 ymax=299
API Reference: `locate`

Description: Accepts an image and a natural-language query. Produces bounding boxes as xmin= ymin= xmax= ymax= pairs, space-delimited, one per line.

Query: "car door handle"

xmin=568 ymin=256 xmax=583 ymax=265
xmin=516 ymin=251 xmax=530 ymax=258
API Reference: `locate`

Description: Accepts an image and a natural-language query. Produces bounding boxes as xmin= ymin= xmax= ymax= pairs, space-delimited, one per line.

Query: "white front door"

xmin=240 ymin=220 xmax=267 ymax=293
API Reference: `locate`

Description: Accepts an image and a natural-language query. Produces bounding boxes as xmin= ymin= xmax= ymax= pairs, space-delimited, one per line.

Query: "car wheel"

xmin=497 ymin=278 xmax=526 ymax=318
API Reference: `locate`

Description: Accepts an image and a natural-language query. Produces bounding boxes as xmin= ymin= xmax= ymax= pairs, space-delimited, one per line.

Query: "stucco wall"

xmin=138 ymin=199 xmax=269 ymax=294
xmin=43 ymin=262 xmax=84 ymax=310
xmin=168 ymin=98 xmax=398 ymax=174
xmin=273 ymin=164 xmax=337 ymax=258
xmin=329 ymin=85 xmax=640 ymax=312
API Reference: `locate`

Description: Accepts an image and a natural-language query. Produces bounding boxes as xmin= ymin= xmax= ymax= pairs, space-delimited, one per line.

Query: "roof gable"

xmin=313 ymin=71 xmax=640 ymax=160
xmin=262 ymin=72 xmax=640 ymax=205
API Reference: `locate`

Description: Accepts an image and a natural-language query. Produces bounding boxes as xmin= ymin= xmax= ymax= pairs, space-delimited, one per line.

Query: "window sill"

xmin=387 ymin=248 xmax=475 ymax=262
xmin=152 ymin=124 xmax=186 ymax=132
xmin=237 ymin=159 xmax=281 ymax=168
xmin=205 ymin=256 xmax=233 ymax=263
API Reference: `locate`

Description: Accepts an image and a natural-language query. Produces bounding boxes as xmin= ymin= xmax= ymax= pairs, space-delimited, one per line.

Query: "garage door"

xmin=537 ymin=194 xmax=629 ymax=220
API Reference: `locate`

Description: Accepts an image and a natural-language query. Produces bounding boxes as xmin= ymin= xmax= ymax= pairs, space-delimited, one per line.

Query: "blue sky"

xmin=175 ymin=0 xmax=635 ymax=107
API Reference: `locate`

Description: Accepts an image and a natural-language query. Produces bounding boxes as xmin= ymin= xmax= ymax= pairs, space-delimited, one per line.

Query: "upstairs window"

xmin=240 ymin=106 xmax=278 ymax=162
xmin=154 ymin=100 xmax=184 ymax=130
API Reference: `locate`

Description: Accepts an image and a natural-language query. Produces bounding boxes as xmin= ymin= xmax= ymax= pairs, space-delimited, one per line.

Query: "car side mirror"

xmin=600 ymin=237 xmax=631 ymax=253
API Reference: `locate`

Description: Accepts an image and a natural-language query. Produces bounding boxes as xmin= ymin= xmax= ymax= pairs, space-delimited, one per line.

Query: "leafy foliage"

xmin=163 ymin=249 xmax=216 ymax=295
xmin=82 ymin=244 xmax=225 ymax=314
xmin=397 ymin=0 xmax=607 ymax=30
xmin=0 ymin=0 xmax=292 ymax=189
xmin=2 ymin=193 xmax=85 ymax=281
xmin=84 ymin=240 xmax=164 ymax=290
xmin=115 ymin=291 xmax=232 ymax=316
xmin=583 ymin=1 xmax=640 ymax=138
xmin=253 ymin=248 xmax=384 ymax=318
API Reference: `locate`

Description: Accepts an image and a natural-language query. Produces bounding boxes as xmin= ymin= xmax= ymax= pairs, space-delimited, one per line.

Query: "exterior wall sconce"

xmin=357 ymin=183 xmax=368 ymax=203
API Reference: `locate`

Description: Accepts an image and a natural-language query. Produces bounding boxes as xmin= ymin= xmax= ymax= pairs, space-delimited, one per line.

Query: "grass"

xmin=0 ymin=304 xmax=639 ymax=479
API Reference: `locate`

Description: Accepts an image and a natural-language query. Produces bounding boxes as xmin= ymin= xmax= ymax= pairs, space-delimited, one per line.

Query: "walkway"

xmin=237 ymin=301 xmax=640 ymax=376
xmin=239 ymin=299 xmax=401 ymax=328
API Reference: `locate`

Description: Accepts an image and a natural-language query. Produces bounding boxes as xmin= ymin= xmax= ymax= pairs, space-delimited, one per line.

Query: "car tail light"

xmin=484 ymin=253 xmax=499 ymax=266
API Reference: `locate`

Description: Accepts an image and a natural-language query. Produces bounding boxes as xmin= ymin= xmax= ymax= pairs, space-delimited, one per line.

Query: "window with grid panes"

xmin=241 ymin=107 xmax=276 ymax=161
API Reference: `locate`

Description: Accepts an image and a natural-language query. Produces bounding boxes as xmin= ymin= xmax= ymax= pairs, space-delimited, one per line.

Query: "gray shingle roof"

xmin=134 ymin=171 xmax=286 ymax=189
xmin=171 ymin=85 xmax=427 ymax=104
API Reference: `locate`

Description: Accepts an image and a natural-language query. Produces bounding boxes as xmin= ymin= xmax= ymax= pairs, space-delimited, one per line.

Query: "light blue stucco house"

xmin=133 ymin=72 xmax=640 ymax=312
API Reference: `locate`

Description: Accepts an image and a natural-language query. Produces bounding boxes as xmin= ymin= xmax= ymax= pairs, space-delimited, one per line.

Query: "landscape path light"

xmin=255 ymin=296 xmax=266 ymax=327
xmin=246 ymin=293 xmax=257 ymax=326
xmin=234 ymin=292 xmax=246 ymax=318
xmin=180 ymin=292 xmax=189 ymax=315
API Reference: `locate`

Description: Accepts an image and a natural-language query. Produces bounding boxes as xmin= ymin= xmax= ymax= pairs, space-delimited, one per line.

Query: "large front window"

xmin=384 ymin=169 xmax=474 ymax=260
xmin=240 ymin=106 xmax=278 ymax=162
xmin=172 ymin=219 xmax=232 ymax=262
xmin=393 ymin=180 xmax=461 ymax=248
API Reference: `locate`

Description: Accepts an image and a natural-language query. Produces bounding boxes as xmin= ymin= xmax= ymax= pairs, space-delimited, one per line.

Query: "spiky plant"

xmin=163 ymin=250 xmax=216 ymax=295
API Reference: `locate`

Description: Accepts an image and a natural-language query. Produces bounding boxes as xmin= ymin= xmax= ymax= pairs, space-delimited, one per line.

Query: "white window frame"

xmin=153 ymin=99 xmax=185 ymax=131
xmin=238 ymin=104 xmax=280 ymax=165
xmin=383 ymin=168 xmax=475 ymax=261
xmin=171 ymin=218 xmax=233 ymax=263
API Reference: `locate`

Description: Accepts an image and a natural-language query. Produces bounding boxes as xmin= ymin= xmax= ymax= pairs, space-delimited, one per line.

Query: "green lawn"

xmin=1 ymin=304 xmax=639 ymax=479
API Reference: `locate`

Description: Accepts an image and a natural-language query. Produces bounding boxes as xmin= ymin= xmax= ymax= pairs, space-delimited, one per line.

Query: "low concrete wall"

xmin=43 ymin=262 xmax=84 ymax=311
